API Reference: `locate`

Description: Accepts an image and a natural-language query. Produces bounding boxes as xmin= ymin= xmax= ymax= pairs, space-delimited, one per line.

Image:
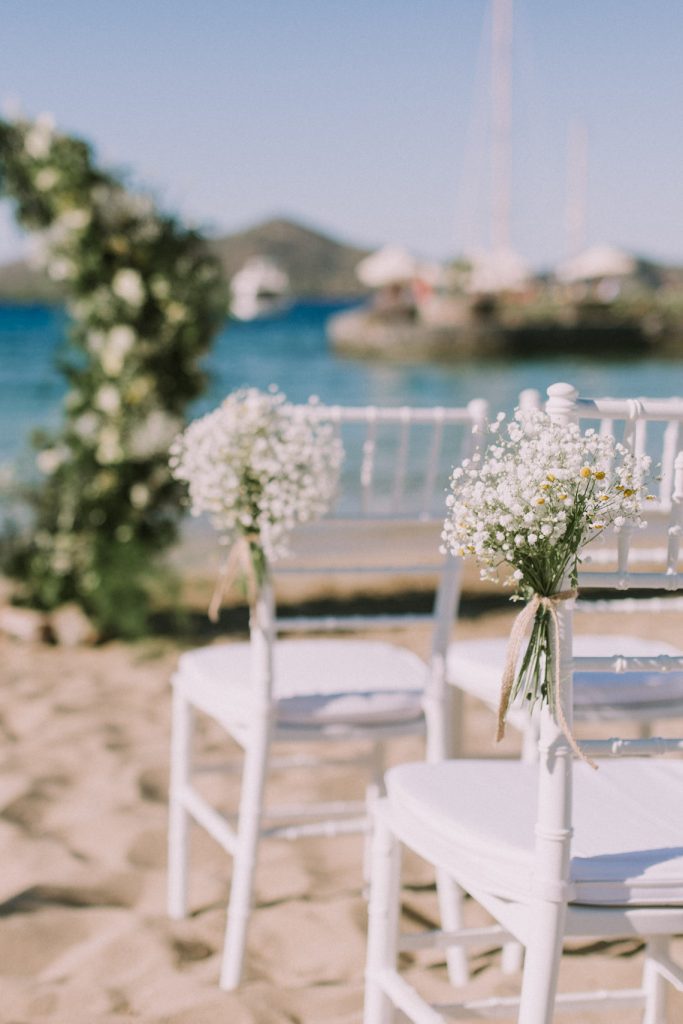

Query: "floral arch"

xmin=0 ymin=114 xmax=227 ymax=636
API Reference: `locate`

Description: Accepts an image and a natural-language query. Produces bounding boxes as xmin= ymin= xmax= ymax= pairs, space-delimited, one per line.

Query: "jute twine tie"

xmin=497 ymin=589 xmax=597 ymax=769
xmin=208 ymin=534 xmax=260 ymax=623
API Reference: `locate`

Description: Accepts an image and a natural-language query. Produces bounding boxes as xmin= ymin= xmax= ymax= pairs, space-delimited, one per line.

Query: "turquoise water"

xmin=2 ymin=299 xmax=683 ymax=473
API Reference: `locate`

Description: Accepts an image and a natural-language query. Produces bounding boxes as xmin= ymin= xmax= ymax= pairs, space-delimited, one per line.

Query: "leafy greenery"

xmin=0 ymin=115 xmax=227 ymax=636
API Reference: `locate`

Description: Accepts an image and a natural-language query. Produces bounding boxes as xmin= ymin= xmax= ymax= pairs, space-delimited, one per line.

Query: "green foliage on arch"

xmin=0 ymin=115 xmax=227 ymax=636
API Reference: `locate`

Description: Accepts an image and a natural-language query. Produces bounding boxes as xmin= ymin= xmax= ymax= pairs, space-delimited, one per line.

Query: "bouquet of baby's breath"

xmin=442 ymin=408 xmax=652 ymax=724
xmin=170 ymin=387 xmax=344 ymax=614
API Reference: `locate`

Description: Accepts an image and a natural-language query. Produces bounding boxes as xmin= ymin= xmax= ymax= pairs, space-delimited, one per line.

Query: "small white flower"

xmin=129 ymin=411 xmax=182 ymax=459
xmin=111 ymin=268 xmax=145 ymax=307
xmin=100 ymin=325 xmax=136 ymax=376
xmin=57 ymin=207 xmax=91 ymax=232
xmin=24 ymin=113 xmax=55 ymax=159
xmin=129 ymin=483 xmax=150 ymax=509
xmin=48 ymin=258 xmax=75 ymax=281
xmin=96 ymin=425 xmax=123 ymax=464
xmin=36 ymin=446 xmax=67 ymax=475
xmin=95 ymin=384 xmax=121 ymax=415
xmin=166 ymin=301 xmax=186 ymax=324
xmin=35 ymin=167 xmax=59 ymax=191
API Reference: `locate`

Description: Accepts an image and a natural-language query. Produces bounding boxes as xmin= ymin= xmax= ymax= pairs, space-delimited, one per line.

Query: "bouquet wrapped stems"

xmin=442 ymin=405 xmax=651 ymax=762
xmin=208 ymin=532 xmax=267 ymax=622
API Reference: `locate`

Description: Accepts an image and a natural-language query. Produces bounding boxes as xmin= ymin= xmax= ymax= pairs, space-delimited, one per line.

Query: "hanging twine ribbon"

xmin=497 ymin=589 xmax=597 ymax=769
xmin=208 ymin=533 xmax=260 ymax=623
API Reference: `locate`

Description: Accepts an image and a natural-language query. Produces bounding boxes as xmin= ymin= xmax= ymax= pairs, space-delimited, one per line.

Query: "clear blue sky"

xmin=1 ymin=0 xmax=682 ymax=269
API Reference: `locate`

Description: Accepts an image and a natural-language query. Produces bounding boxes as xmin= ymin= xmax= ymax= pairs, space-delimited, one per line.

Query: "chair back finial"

xmin=546 ymin=382 xmax=579 ymax=423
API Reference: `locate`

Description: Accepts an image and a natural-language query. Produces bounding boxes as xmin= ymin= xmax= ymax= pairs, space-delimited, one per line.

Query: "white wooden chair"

xmin=449 ymin=385 xmax=683 ymax=761
xmin=364 ymin=383 xmax=683 ymax=1024
xmin=167 ymin=399 xmax=488 ymax=989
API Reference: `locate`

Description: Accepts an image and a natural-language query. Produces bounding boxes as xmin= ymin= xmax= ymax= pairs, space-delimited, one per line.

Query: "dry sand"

xmin=1 ymin=582 xmax=683 ymax=1023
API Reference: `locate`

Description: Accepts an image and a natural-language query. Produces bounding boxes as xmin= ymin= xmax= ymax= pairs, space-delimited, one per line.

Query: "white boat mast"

xmin=491 ymin=0 xmax=513 ymax=254
xmin=566 ymin=118 xmax=588 ymax=257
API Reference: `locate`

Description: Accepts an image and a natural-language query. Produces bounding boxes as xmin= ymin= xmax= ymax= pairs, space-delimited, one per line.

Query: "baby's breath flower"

xmin=170 ymin=387 xmax=344 ymax=567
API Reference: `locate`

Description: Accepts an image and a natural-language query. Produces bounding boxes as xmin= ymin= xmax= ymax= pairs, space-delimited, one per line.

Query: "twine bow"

xmin=208 ymin=534 xmax=260 ymax=623
xmin=497 ymin=589 xmax=597 ymax=769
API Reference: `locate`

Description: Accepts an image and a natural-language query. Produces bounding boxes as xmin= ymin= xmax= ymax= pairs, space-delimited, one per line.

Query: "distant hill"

xmin=209 ymin=217 xmax=371 ymax=298
xmin=0 ymin=217 xmax=372 ymax=304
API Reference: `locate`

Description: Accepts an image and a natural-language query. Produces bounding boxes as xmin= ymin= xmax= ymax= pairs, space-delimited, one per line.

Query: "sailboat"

xmin=327 ymin=0 xmax=529 ymax=358
xmin=328 ymin=0 xmax=667 ymax=360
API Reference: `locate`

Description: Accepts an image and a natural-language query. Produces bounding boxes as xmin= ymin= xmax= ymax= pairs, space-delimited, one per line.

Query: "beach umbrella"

xmin=356 ymin=245 xmax=417 ymax=287
xmin=466 ymin=247 xmax=530 ymax=293
xmin=556 ymin=244 xmax=636 ymax=282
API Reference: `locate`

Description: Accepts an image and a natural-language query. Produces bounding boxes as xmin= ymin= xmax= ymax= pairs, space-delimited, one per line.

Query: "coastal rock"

xmin=49 ymin=603 xmax=98 ymax=647
xmin=0 ymin=606 xmax=49 ymax=643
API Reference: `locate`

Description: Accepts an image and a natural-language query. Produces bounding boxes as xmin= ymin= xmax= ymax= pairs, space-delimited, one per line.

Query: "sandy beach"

xmin=2 ymin=576 xmax=683 ymax=1024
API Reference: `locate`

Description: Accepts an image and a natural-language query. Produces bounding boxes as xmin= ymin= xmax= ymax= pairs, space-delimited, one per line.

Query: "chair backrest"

xmin=520 ymin=385 xmax=683 ymax=613
xmin=249 ymin=399 xmax=489 ymax=744
xmin=521 ymin=386 xmax=683 ymax=523
xmin=532 ymin=382 xmax=683 ymax=899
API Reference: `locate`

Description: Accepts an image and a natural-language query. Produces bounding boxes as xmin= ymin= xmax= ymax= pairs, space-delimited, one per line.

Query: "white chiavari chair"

xmin=364 ymin=382 xmax=683 ymax=1024
xmin=449 ymin=385 xmax=683 ymax=762
xmin=167 ymin=399 xmax=487 ymax=989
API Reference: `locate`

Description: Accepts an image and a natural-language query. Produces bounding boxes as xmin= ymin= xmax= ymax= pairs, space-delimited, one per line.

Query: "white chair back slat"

xmin=360 ymin=409 xmax=378 ymax=515
xmin=391 ymin=409 xmax=411 ymax=508
xmin=633 ymin=412 xmax=647 ymax=460
xmin=275 ymin=563 xmax=443 ymax=576
xmin=666 ymin=450 xmax=683 ymax=572
xmin=420 ymin=409 xmax=445 ymax=519
xmin=277 ymin=613 xmax=434 ymax=634
xmin=573 ymin=654 xmax=683 ymax=672
xmin=659 ymin=419 xmax=680 ymax=507
xmin=615 ymin=522 xmax=632 ymax=576
xmin=272 ymin=400 xmax=489 ymax=639
xmin=577 ymin=570 xmax=683 ymax=590
xmin=579 ymin=737 xmax=683 ymax=757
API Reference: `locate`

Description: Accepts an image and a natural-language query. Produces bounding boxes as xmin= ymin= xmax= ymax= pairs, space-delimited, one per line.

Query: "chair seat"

xmin=448 ymin=634 xmax=683 ymax=717
xmin=387 ymin=758 xmax=683 ymax=907
xmin=174 ymin=638 xmax=426 ymax=728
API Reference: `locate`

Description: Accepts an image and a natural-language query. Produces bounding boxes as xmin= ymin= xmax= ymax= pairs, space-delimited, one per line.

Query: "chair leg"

xmin=436 ymin=870 xmax=470 ymax=987
xmin=642 ymin=936 xmax=668 ymax=1024
xmin=363 ymin=742 xmax=386 ymax=889
xmin=219 ymin=727 xmax=270 ymax=991
xmin=448 ymin=686 xmax=465 ymax=759
xmin=517 ymin=900 xmax=566 ymax=1024
xmin=501 ymin=938 xmax=524 ymax=975
xmin=167 ymin=689 xmax=193 ymax=919
xmin=364 ymin=804 xmax=401 ymax=1024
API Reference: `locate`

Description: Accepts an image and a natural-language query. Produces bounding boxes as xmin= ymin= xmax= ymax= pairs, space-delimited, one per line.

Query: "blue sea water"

xmin=1 ymin=298 xmax=683 ymax=473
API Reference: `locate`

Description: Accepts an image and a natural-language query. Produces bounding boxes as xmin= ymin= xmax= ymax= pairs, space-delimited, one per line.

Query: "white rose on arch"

xmin=23 ymin=114 xmax=55 ymax=159
xmin=111 ymin=268 xmax=145 ymax=307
